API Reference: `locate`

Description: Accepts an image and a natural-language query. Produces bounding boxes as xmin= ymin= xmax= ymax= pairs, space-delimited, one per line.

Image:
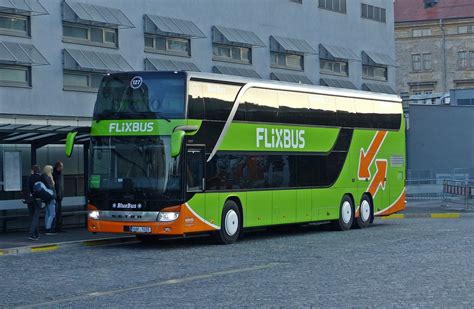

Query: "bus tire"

xmin=332 ymin=195 xmax=354 ymax=231
xmin=215 ymin=200 xmax=242 ymax=245
xmin=355 ymin=194 xmax=372 ymax=229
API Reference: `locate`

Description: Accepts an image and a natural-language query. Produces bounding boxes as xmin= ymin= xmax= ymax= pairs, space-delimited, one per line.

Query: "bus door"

xmin=186 ymin=146 xmax=205 ymax=192
xmin=186 ymin=145 xmax=218 ymax=226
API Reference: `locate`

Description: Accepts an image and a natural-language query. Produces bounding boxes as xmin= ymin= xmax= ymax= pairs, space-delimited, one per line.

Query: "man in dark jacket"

xmin=53 ymin=161 xmax=64 ymax=232
xmin=27 ymin=165 xmax=42 ymax=240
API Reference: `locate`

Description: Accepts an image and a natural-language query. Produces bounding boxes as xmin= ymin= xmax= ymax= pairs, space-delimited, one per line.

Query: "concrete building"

xmin=395 ymin=0 xmax=474 ymax=98
xmin=0 ymin=0 xmax=396 ymax=230
xmin=395 ymin=0 xmax=474 ymax=180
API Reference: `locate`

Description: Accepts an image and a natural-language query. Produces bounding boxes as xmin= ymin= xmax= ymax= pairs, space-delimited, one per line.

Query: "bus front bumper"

xmin=87 ymin=204 xmax=218 ymax=236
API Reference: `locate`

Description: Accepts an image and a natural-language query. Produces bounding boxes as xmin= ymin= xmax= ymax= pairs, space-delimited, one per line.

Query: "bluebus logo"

xmin=108 ymin=122 xmax=154 ymax=133
xmin=256 ymin=128 xmax=305 ymax=149
xmin=112 ymin=202 xmax=143 ymax=209
xmin=130 ymin=76 xmax=143 ymax=89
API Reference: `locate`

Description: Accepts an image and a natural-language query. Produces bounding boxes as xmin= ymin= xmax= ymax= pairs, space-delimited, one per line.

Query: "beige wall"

xmin=396 ymin=18 xmax=474 ymax=95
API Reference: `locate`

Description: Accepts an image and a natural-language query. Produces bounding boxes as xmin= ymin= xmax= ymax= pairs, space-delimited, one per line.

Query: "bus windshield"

xmin=94 ymin=72 xmax=186 ymax=120
xmin=90 ymin=136 xmax=182 ymax=199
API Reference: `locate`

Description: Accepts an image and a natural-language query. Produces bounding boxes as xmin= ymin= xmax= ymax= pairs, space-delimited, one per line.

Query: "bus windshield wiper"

xmin=154 ymin=112 xmax=171 ymax=123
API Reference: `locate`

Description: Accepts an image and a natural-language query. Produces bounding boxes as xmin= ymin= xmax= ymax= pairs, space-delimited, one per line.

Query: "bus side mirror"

xmin=171 ymin=130 xmax=185 ymax=157
xmin=65 ymin=131 xmax=78 ymax=157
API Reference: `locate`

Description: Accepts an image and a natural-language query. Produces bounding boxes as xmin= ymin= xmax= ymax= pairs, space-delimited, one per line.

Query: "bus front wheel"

xmin=332 ymin=195 xmax=354 ymax=231
xmin=215 ymin=200 xmax=242 ymax=245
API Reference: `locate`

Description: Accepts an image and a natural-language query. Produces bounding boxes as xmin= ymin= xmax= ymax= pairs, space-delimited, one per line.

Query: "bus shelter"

xmin=0 ymin=123 xmax=90 ymax=232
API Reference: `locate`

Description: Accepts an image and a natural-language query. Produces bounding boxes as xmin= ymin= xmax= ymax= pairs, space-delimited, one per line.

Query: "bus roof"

xmin=112 ymin=71 xmax=402 ymax=103
xmin=186 ymin=72 xmax=402 ymax=103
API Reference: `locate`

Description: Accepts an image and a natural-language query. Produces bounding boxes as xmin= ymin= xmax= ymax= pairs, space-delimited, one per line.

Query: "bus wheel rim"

xmin=224 ymin=210 xmax=238 ymax=236
xmin=342 ymin=201 xmax=352 ymax=224
xmin=361 ymin=200 xmax=370 ymax=222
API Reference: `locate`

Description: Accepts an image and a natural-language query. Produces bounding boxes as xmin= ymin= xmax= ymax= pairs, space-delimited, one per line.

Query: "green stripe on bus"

xmin=91 ymin=119 xmax=202 ymax=136
xmin=218 ymin=123 xmax=340 ymax=153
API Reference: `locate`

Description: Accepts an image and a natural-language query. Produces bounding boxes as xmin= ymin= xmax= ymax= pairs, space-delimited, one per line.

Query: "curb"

xmin=381 ymin=212 xmax=474 ymax=219
xmin=0 ymin=236 xmax=137 ymax=256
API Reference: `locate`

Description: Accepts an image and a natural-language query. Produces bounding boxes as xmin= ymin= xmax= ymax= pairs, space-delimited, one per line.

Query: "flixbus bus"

xmin=66 ymin=71 xmax=406 ymax=244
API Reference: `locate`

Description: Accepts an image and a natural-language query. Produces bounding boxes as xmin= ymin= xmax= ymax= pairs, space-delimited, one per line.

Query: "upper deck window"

xmin=94 ymin=73 xmax=186 ymax=120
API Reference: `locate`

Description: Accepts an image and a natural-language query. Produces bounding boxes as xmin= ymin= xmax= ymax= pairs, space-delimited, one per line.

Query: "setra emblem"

xmin=130 ymin=76 xmax=143 ymax=89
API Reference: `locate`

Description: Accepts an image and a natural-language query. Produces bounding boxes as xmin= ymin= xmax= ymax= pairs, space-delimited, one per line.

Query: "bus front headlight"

xmin=89 ymin=210 xmax=100 ymax=220
xmin=158 ymin=212 xmax=179 ymax=222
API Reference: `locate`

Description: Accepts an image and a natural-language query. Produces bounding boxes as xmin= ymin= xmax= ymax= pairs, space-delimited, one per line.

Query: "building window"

xmin=271 ymin=52 xmax=303 ymax=71
xmin=413 ymin=90 xmax=433 ymax=96
xmin=213 ymin=44 xmax=251 ymax=64
xmin=412 ymin=28 xmax=432 ymax=37
xmin=458 ymin=51 xmax=471 ymax=69
xmin=458 ymin=25 xmax=474 ymax=34
xmin=363 ymin=65 xmax=387 ymax=81
xmin=63 ymin=70 xmax=103 ymax=92
xmin=63 ymin=23 xmax=118 ymax=48
xmin=461 ymin=51 xmax=474 ymax=70
xmin=423 ymin=53 xmax=432 ymax=71
xmin=0 ymin=64 xmax=30 ymax=87
xmin=412 ymin=53 xmax=432 ymax=72
xmin=318 ymin=0 xmax=346 ymax=13
xmin=144 ymin=35 xmax=190 ymax=56
xmin=290 ymin=0 xmax=303 ymax=3
xmin=0 ymin=13 xmax=29 ymax=36
xmin=361 ymin=3 xmax=386 ymax=23
xmin=320 ymin=59 xmax=348 ymax=76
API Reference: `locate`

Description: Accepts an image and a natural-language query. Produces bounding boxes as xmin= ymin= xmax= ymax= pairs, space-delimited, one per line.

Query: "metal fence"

xmin=442 ymin=180 xmax=474 ymax=210
xmin=406 ymin=179 xmax=444 ymax=201
xmin=406 ymin=168 xmax=474 ymax=207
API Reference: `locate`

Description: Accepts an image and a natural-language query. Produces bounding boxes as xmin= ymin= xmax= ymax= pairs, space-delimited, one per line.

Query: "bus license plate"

xmin=129 ymin=226 xmax=152 ymax=233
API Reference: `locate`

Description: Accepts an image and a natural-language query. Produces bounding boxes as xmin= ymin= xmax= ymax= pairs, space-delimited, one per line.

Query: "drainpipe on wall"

xmin=440 ymin=18 xmax=448 ymax=93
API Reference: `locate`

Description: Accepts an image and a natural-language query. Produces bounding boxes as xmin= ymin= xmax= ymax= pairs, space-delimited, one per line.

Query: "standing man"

xmin=53 ymin=161 xmax=64 ymax=232
xmin=27 ymin=165 xmax=42 ymax=240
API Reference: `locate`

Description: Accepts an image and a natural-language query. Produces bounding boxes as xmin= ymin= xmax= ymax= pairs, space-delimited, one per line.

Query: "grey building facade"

xmin=0 ymin=0 xmax=396 ymax=226
xmin=407 ymin=104 xmax=474 ymax=179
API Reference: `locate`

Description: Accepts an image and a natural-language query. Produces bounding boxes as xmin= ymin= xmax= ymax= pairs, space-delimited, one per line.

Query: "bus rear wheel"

xmin=355 ymin=194 xmax=372 ymax=229
xmin=332 ymin=195 xmax=354 ymax=231
xmin=215 ymin=200 xmax=241 ymax=245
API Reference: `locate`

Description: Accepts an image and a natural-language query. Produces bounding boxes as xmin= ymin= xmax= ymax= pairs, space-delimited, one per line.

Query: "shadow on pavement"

xmin=97 ymin=220 xmax=396 ymax=251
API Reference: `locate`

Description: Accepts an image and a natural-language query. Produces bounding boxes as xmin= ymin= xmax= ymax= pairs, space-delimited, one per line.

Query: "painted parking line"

xmin=382 ymin=214 xmax=405 ymax=219
xmin=0 ymin=236 xmax=136 ymax=257
xmin=16 ymin=262 xmax=283 ymax=308
xmin=431 ymin=213 xmax=461 ymax=219
xmin=382 ymin=213 xmax=468 ymax=219
xmin=30 ymin=244 xmax=59 ymax=253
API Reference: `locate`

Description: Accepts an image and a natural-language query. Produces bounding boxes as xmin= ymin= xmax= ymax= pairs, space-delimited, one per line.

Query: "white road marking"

xmin=15 ymin=263 xmax=283 ymax=308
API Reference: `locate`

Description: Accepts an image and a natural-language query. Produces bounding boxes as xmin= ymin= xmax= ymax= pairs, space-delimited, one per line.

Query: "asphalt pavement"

xmin=2 ymin=199 xmax=470 ymax=253
xmin=1 ymin=217 xmax=474 ymax=308
xmin=0 ymin=228 xmax=132 ymax=250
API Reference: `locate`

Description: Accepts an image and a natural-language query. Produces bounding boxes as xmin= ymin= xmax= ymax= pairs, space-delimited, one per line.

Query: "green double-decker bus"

xmin=66 ymin=71 xmax=405 ymax=244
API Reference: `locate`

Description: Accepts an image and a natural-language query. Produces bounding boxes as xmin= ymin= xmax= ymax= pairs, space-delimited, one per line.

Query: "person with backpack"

xmin=27 ymin=165 xmax=42 ymax=240
xmin=41 ymin=165 xmax=57 ymax=235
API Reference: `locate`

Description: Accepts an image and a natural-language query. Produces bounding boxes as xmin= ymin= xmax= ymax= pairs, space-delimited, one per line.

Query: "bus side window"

xmin=186 ymin=147 xmax=205 ymax=192
xmin=188 ymin=82 xmax=205 ymax=119
xmin=244 ymin=88 xmax=278 ymax=123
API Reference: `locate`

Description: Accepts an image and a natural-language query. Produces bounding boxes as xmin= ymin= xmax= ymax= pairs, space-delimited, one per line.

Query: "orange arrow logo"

xmin=367 ymin=160 xmax=387 ymax=197
xmin=358 ymin=131 xmax=387 ymax=180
